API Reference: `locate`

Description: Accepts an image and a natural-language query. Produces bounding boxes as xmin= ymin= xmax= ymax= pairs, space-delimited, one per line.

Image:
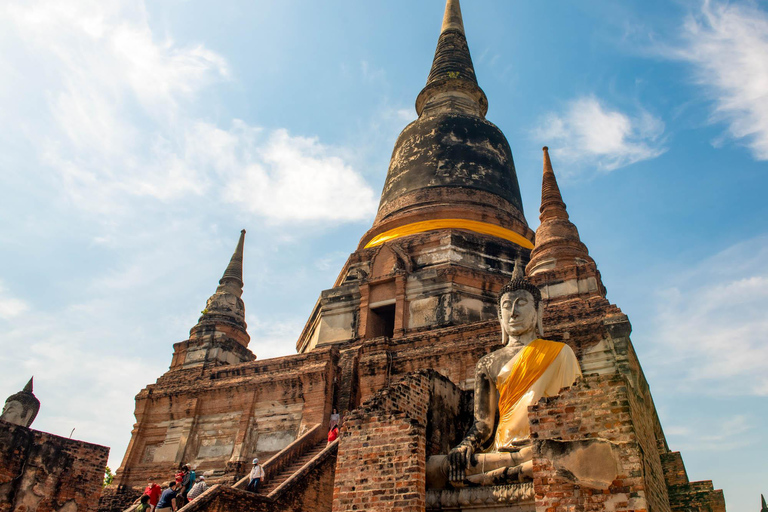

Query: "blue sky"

xmin=1 ymin=0 xmax=766 ymax=509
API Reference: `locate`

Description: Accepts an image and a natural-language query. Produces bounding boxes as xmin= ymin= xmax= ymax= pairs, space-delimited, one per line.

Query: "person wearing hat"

xmin=247 ymin=458 xmax=264 ymax=493
xmin=187 ymin=475 xmax=208 ymax=501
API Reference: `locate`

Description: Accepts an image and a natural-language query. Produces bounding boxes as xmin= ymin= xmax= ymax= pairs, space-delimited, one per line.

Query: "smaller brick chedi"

xmin=111 ymin=1 xmax=726 ymax=512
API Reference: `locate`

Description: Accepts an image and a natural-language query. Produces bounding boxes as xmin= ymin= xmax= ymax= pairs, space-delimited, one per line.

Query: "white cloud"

xmin=224 ymin=127 xmax=378 ymax=222
xmin=247 ymin=314 xmax=307 ymax=360
xmin=0 ymin=281 xmax=29 ymax=320
xmin=0 ymin=0 xmax=376 ymax=223
xmin=672 ymin=1 xmax=768 ymax=160
xmin=534 ymin=96 xmax=666 ymax=173
xmin=650 ymin=235 xmax=768 ymax=396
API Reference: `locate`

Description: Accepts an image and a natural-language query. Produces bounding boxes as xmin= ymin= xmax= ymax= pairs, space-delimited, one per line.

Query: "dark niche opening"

xmin=368 ymin=304 xmax=396 ymax=339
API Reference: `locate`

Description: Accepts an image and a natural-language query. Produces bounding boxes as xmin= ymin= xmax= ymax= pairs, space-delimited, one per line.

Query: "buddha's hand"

xmin=447 ymin=443 xmax=474 ymax=483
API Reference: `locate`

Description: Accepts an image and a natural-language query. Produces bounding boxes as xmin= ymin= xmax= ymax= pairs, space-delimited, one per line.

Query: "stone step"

xmin=258 ymin=440 xmax=329 ymax=495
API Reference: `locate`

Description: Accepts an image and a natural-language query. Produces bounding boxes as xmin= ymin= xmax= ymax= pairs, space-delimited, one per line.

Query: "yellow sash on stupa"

xmin=494 ymin=339 xmax=564 ymax=446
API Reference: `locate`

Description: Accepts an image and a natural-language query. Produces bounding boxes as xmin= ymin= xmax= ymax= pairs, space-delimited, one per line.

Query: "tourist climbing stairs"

xmin=256 ymin=437 xmax=329 ymax=497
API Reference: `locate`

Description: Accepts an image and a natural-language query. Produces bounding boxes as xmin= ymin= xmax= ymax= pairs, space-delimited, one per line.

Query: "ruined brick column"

xmin=332 ymin=374 xmax=431 ymax=512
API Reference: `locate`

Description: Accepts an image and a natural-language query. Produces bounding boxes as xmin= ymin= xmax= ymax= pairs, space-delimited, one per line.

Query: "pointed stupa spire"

xmin=415 ymin=0 xmax=488 ymax=117
xmin=191 ymin=230 xmax=248 ymax=336
xmin=761 ymin=494 xmax=767 ymax=512
xmin=220 ymin=229 xmax=245 ymax=288
xmin=527 ymin=148 xmax=602 ymax=298
xmin=540 ymin=147 xmax=568 ymax=221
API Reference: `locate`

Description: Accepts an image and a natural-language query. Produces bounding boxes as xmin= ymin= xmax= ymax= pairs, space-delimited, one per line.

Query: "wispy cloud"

xmin=668 ymin=1 xmax=768 ymax=160
xmin=664 ymin=415 xmax=754 ymax=452
xmin=533 ymin=96 xmax=666 ymax=174
xmin=0 ymin=0 xmax=376 ymax=223
xmin=650 ymin=235 xmax=768 ymax=396
xmin=0 ymin=281 xmax=29 ymax=320
xmin=247 ymin=314 xmax=307 ymax=360
xmin=223 ymin=126 xmax=377 ymax=222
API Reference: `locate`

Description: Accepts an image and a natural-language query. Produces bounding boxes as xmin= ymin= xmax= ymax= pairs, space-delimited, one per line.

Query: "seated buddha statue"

xmin=428 ymin=260 xmax=581 ymax=488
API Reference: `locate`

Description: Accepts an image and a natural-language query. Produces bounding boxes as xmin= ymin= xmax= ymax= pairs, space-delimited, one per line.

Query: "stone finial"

xmin=761 ymin=494 xmax=767 ymax=512
xmin=441 ymin=0 xmax=465 ymax=33
xmin=1 ymin=377 xmax=40 ymax=428
xmin=415 ymin=0 xmax=488 ymax=117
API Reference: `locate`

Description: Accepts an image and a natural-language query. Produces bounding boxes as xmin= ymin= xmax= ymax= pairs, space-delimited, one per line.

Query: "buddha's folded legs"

xmin=426 ymin=446 xmax=533 ymax=489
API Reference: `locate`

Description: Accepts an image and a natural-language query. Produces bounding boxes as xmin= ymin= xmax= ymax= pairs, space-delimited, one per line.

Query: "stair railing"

xmin=267 ymin=438 xmax=339 ymax=501
xmin=232 ymin=423 xmax=325 ymax=491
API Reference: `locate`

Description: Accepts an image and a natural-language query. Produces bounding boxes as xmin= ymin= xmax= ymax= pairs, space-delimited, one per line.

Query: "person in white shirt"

xmin=247 ymin=458 xmax=265 ymax=493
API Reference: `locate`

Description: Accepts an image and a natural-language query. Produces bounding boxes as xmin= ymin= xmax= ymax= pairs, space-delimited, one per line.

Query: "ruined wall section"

xmin=0 ymin=422 xmax=109 ymax=512
xmin=660 ymin=452 xmax=726 ymax=512
xmin=529 ymin=373 xmax=661 ymax=512
xmin=116 ymin=347 xmax=337 ymax=487
xmin=333 ymin=371 xmax=462 ymax=512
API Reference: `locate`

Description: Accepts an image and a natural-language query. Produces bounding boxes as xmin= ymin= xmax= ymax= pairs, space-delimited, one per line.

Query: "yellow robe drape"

xmin=493 ymin=339 xmax=581 ymax=451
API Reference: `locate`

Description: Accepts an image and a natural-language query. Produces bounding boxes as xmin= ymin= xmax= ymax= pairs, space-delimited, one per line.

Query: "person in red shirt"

xmin=327 ymin=425 xmax=339 ymax=443
xmin=143 ymin=477 xmax=162 ymax=512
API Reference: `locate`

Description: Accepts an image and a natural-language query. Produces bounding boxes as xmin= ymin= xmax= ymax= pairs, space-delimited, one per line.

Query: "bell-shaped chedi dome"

xmin=360 ymin=0 xmax=532 ymax=251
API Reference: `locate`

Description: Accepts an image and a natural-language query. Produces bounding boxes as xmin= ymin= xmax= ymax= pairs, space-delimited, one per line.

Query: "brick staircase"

xmin=257 ymin=438 xmax=329 ymax=497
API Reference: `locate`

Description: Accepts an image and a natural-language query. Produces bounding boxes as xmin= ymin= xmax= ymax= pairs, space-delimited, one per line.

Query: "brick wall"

xmin=0 ymin=421 xmax=109 ymax=512
xmin=98 ymin=486 xmax=143 ymax=512
xmin=529 ymin=374 xmax=658 ymax=512
xmin=626 ymin=377 xmax=671 ymax=512
xmin=333 ymin=372 xmax=436 ymax=512
xmin=116 ymin=347 xmax=336 ymax=487
xmin=660 ymin=452 xmax=726 ymax=512
xmin=660 ymin=452 xmax=688 ymax=488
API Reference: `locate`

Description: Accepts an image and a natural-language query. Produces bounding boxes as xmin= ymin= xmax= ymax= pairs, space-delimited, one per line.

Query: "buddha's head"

xmin=1 ymin=378 xmax=40 ymax=428
xmin=499 ymin=289 xmax=538 ymax=338
xmin=497 ymin=258 xmax=543 ymax=341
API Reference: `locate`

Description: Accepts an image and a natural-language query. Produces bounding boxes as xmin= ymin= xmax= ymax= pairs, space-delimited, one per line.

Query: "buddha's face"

xmin=499 ymin=290 xmax=537 ymax=338
xmin=1 ymin=400 xmax=30 ymax=426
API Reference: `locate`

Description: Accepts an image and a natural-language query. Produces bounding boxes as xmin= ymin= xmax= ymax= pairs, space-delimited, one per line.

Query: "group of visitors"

xmin=137 ymin=465 xmax=208 ymax=512
xmin=133 ymin=409 xmax=344 ymax=510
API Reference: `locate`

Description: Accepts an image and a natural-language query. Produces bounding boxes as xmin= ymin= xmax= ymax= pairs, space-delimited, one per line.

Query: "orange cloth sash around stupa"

xmin=363 ymin=219 xmax=534 ymax=249
xmin=494 ymin=339 xmax=565 ymax=446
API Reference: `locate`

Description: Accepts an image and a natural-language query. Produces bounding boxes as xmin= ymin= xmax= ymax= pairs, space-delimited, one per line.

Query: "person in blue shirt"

xmin=155 ymin=482 xmax=178 ymax=512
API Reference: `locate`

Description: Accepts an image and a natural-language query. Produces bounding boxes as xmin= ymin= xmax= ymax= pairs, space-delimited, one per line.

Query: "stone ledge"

xmin=426 ymin=482 xmax=535 ymax=511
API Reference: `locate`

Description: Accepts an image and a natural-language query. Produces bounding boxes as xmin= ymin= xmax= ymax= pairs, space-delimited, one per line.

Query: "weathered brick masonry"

xmin=333 ymin=371 xmax=467 ymax=512
xmin=0 ymin=421 xmax=109 ymax=512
